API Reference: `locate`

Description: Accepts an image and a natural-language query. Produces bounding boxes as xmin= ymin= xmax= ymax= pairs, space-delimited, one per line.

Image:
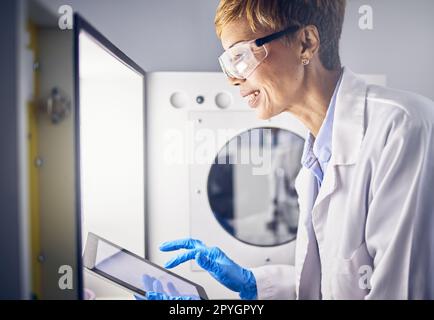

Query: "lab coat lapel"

xmin=295 ymin=68 xmax=368 ymax=294
xmin=310 ymin=166 xmax=337 ymax=246
xmin=294 ymin=166 xmax=318 ymax=295
xmin=311 ymin=68 xmax=368 ymax=230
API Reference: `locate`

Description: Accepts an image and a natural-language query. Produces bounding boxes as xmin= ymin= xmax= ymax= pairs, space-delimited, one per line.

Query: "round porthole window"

xmin=207 ymin=127 xmax=305 ymax=247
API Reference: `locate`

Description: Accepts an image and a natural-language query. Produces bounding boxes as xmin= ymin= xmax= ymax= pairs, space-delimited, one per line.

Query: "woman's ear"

xmin=300 ymin=25 xmax=320 ymax=60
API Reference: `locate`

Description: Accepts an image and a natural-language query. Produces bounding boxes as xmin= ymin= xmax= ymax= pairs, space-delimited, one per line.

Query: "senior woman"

xmin=148 ymin=0 xmax=434 ymax=300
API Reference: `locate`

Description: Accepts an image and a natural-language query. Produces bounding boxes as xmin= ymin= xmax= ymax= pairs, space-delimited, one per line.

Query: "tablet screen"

xmin=83 ymin=233 xmax=205 ymax=299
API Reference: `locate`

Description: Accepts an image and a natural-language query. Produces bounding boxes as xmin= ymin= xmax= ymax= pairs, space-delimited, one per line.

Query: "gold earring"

xmin=302 ymin=58 xmax=310 ymax=66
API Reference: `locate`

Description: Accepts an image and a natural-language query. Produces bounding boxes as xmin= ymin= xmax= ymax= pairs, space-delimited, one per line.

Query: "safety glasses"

xmin=218 ymin=25 xmax=301 ymax=80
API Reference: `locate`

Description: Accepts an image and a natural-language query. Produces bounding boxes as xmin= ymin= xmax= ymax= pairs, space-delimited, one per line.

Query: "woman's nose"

xmin=227 ymin=76 xmax=244 ymax=86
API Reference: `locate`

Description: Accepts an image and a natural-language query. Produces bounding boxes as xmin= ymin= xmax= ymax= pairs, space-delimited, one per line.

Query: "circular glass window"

xmin=207 ymin=128 xmax=305 ymax=247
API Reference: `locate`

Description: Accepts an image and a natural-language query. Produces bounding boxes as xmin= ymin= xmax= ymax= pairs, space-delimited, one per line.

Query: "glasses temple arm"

xmin=255 ymin=25 xmax=301 ymax=47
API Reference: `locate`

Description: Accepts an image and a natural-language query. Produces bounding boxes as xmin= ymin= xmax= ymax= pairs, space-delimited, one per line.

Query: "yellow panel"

xmin=27 ymin=21 xmax=42 ymax=299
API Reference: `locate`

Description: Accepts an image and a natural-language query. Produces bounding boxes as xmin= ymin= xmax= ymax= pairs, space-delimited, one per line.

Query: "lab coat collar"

xmin=330 ymin=67 xmax=368 ymax=166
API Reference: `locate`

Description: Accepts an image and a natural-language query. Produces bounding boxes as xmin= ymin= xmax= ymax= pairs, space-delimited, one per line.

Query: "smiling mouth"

xmin=243 ymin=90 xmax=261 ymax=108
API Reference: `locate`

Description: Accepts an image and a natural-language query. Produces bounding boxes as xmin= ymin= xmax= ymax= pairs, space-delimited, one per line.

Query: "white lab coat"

xmin=251 ymin=68 xmax=434 ymax=299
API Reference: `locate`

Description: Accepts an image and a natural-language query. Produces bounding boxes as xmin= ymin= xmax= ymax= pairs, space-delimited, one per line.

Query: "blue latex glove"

xmin=160 ymin=238 xmax=257 ymax=300
xmin=135 ymin=274 xmax=199 ymax=300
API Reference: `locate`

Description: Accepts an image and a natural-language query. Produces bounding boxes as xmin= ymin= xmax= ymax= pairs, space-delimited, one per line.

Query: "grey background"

xmin=37 ymin=0 xmax=434 ymax=99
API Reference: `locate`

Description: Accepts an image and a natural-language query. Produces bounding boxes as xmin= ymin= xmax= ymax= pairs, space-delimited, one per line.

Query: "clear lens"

xmin=218 ymin=41 xmax=268 ymax=80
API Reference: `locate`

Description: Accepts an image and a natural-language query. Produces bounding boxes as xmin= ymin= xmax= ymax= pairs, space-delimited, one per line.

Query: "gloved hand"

xmin=135 ymin=274 xmax=199 ymax=300
xmin=160 ymin=238 xmax=257 ymax=300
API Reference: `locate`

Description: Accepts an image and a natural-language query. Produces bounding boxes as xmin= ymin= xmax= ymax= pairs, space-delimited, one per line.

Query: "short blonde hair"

xmin=215 ymin=0 xmax=346 ymax=70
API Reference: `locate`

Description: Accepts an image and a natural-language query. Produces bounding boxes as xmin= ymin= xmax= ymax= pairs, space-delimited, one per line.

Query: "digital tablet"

xmin=83 ymin=232 xmax=208 ymax=300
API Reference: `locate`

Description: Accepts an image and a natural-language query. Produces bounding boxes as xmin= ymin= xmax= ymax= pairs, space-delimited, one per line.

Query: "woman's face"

xmin=220 ymin=19 xmax=306 ymax=120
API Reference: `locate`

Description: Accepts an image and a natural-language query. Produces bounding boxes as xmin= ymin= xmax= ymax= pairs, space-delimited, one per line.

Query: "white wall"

xmin=38 ymin=0 xmax=221 ymax=71
xmin=37 ymin=0 xmax=434 ymax=99
xmin=341 ymin=0 xmax=434 ymax=100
